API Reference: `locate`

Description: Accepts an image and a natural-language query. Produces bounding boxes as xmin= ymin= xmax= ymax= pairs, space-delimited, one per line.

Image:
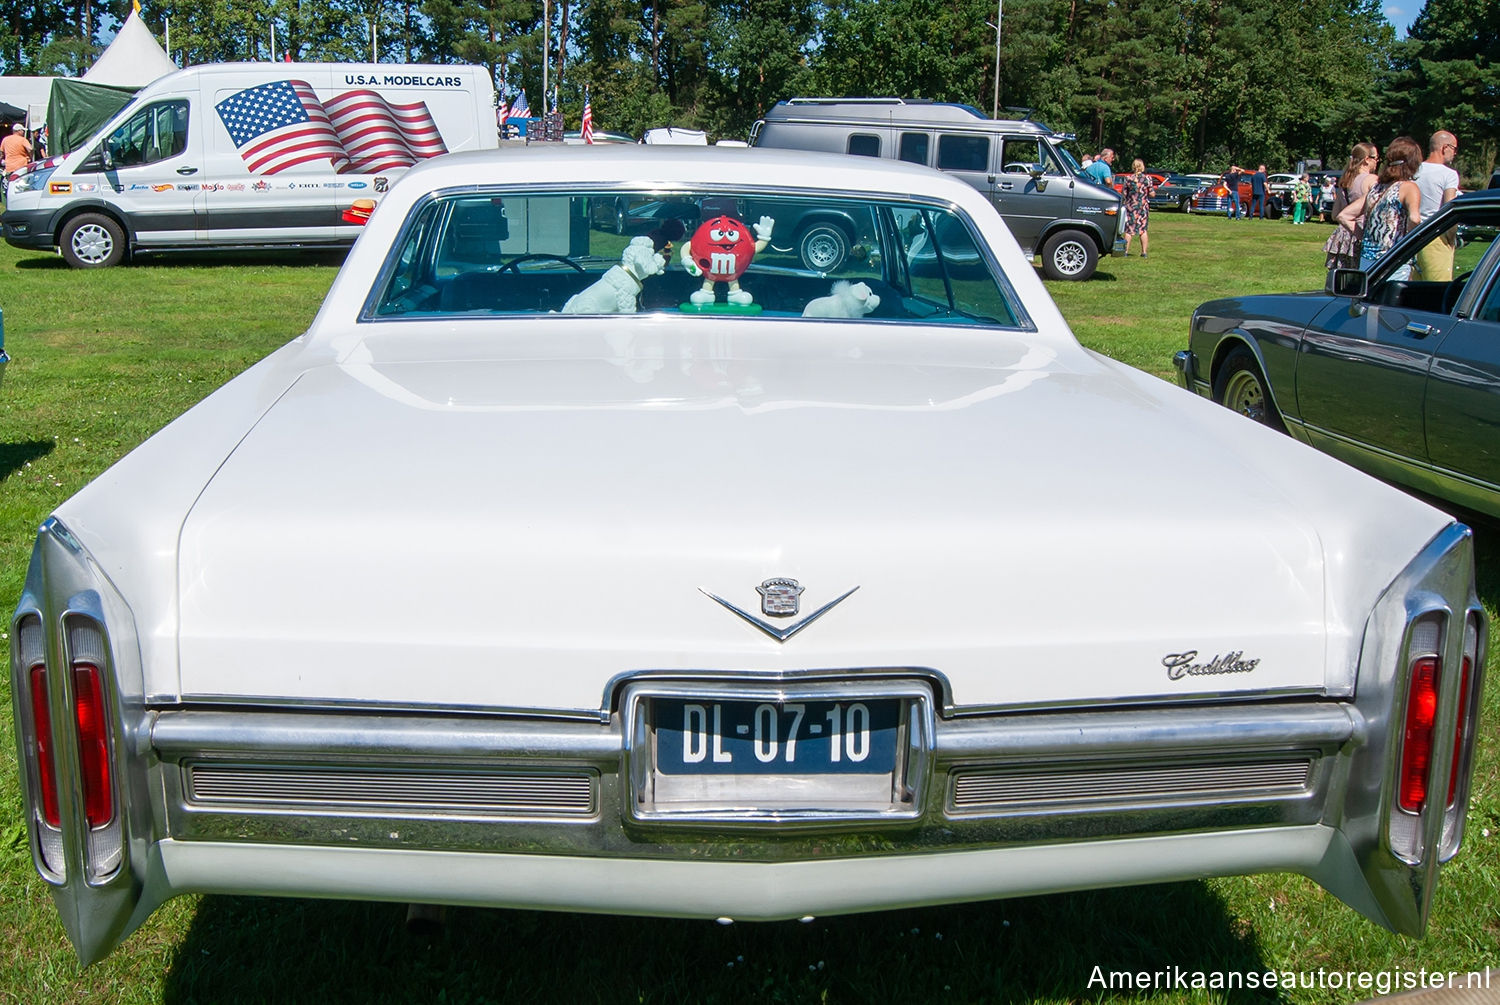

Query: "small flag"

xmin=550 ymin=88 xmax=559 ymax=115
xmin=581 ymin=89 xmax=593 ymax=144
xmin=510 ymin=89 xmax=530 ymax=119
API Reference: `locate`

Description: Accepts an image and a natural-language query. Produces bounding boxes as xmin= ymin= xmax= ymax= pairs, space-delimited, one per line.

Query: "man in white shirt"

xmin=1414 ymin=130 xmax=1461 ymax=281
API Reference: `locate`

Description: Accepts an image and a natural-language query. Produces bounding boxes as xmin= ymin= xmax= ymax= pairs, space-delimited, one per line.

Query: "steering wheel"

xmin=497 ymin=254 xmax=586 ymax=274
xmin=1442 ymin=269 xmax=1473 ymax=315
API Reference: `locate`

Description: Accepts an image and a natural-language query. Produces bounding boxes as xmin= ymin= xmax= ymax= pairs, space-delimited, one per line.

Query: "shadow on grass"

xmin=162 ymin=883 xmax=1282 ymax=1004
xmin=12 ymin=250 xmax=348 ymax=271
xmin=0 ymin=439 xmax=55 ymax=481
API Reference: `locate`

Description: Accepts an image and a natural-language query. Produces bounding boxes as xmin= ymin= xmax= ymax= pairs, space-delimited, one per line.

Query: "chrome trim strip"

xmin=951 ymin=758 xmax=1313 ymax=811
xmin=187 ymin=764 xmax=597 ymax=815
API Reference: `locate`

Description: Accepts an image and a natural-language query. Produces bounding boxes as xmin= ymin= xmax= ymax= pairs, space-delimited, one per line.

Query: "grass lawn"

xmin=0 ymin=211 xmax=1495 ymax=1004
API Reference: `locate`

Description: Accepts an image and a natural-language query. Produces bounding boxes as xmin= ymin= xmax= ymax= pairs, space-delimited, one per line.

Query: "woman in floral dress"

xmin=1121 ymin=159 xmax=1156 ymax=257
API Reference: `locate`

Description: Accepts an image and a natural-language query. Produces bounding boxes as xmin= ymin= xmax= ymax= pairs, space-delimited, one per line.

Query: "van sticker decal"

xmin=215 ymin=79 xmax=448 ymax=176
xmin=75 ymin=183 xmax=96 ymax=192
xmin=252 ymin=181 xmax=271 ymax=191
xmin=348 ymin=181 xmax=367 ymax=189
xmin=152 ymin=183 xmax=175 ymax=192
xmin=48 ymin=182 xmax=71 ymax=194
xmin=374 ymin=177 xmax=388 ymax=192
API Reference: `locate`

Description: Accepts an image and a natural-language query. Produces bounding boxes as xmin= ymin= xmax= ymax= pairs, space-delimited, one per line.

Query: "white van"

xmin=2 ymin=63 xmax=496 ymax=267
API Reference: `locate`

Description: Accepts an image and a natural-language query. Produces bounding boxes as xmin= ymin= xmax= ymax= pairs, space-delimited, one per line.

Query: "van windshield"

xmin=368 ymin=187 xmax=1027 ymax=329
xmin=1053 ymin=145 xmax=1083 ymax=176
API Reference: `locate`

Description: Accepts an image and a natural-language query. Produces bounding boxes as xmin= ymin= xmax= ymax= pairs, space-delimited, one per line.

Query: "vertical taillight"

xmin=1398 ymin=654 xmax=1440 ymax=813
xmin=72 ymin=663 xmax=114 ymax=828
xmin=29 ymin=663 xmax=61 ymax=827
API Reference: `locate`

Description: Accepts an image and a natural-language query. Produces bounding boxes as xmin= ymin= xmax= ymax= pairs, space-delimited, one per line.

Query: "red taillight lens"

xmin=1447 ymin=656 xmax=1472 ymax=807
xmin=72 ymin=663 xmax=114 ymax=828
xmin=1399 ymin=656 xmax=1440 ymax=813
xmin=29 ymin=664 xmax=61 ymax=828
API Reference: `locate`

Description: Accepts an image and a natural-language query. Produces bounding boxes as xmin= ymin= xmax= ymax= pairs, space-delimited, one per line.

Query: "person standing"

xmin=1291 ymin=174 xmax=1312 ymax=224
xmin=1223 ymin=165 xmax=1243 ymax=219
xmin=1340 ymin=136 xmax=1422 ymax=278
xmin=2 ymin=123 xmax=33 ymax=176
xmin=1083 ymin=148 xmax=1114 ymax=186
xmin=1249 ymin=165 xmax=1269 ymax=219
xmin=1120 ymin=159 xmax=1156 ymax=257
xmin=1325 ymin=142 xmax=1379 ymax=270
xmin=1319 ymin=176 xmax=1337 ymax=221
xmin=1413 ymin=130 xmax=1461 ymax=281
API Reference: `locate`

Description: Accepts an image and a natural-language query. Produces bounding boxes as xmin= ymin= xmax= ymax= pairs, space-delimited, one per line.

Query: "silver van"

xmin=750 ymin=98 xmax=1122 ymax=280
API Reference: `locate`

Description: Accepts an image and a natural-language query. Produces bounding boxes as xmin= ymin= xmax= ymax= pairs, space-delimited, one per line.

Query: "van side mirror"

xmin=1327 ymin=268 xmax=1367 ymax=298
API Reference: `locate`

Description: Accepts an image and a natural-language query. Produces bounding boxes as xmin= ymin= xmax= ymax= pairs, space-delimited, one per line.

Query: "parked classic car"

xmin=1111 ymin=172 xmax=1203 ymax=212
xmin=1191 ymin=172 xmax=1287 ymax=217
xmin=1177 ymin=189 xmax=1500 ymax=519
xmin=12 ymin=146 xmax=1485 ymax=966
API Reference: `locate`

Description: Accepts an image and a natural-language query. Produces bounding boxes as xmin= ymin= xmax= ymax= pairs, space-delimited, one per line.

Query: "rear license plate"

xmin=653 ymin=698 xmax=900 ymax=775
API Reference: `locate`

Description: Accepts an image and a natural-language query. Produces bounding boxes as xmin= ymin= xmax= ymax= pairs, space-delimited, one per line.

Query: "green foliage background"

xmin=2 ymin=0 xmax=1493 ymax=176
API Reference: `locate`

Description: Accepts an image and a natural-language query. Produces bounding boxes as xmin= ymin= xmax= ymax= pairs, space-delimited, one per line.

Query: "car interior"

xmin=1369 ymin=210 xmax=1500 ymax=316
xmin=366 ymin=188 xmax=1024 ymax=327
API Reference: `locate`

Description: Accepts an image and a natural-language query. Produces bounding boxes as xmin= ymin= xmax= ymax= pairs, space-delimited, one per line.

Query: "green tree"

xmin=1387 ymin=0 xmax=1500 ymax=176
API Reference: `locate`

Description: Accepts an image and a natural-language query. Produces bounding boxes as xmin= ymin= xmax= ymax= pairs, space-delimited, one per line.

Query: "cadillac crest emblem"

xmin=757 ymin=578 xmax=804 ymax=617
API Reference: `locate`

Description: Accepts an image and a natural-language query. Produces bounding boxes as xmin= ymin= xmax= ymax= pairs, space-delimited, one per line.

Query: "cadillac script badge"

xmin=757 ymin=578 xmax=805 ymax=618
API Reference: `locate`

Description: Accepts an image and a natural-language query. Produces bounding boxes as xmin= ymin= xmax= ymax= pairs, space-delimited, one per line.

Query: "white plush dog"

xmin=802 ymin=280 xmax=881 ymax=318
xmin=562 ymin=237 xmax=666 ymax=314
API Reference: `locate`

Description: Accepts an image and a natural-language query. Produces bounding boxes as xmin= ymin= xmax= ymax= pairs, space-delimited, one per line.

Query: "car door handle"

xmin=1405 ymin=322 xmax=1437 ymax=338
xmin=176 ymin=167 xmax=199 ymax=175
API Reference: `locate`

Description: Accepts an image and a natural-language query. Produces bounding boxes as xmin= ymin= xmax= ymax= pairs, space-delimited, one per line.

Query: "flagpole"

xmin=542 ymin=0 xmax=549 ymax=116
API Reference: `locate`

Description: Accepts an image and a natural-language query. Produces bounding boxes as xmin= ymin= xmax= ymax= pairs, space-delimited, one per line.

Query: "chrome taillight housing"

xmin=1387 ymin=604 xmax=1486 ymax=866
xmin=16 ymin=614 xmax=66 ymax=877
xmin=11 ymin=593 xmax=125 ymax=884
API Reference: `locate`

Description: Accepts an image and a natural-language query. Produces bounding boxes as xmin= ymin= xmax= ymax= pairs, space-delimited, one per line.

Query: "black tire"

xmin=1212 ymin=347 xmax=1287 ymax=433
xmin=1040 ymin=229 xmax=1098 ymax=281
xmin=60 ymin=212 xmax=127 ymax=269
xmin=796 ymin=223 xmax=850 ymax=273
xmin=1179 ymin=195 xmax=1193 ymax=213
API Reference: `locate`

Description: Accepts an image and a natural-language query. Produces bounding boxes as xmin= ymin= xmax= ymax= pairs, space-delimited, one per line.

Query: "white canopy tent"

xmin=82 ymin=8 xmax=178 ymax=86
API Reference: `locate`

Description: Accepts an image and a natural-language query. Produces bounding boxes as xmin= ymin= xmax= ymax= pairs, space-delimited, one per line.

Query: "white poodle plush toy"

xmin=562 ymin=236 xmax=666 ymax=314
xmin=802 ymin=280 xmax=881 ymax=318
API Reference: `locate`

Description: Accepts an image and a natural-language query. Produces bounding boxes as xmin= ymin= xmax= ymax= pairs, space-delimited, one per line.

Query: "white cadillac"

xmin=10 ymin=146 xmax=1485 ymax=965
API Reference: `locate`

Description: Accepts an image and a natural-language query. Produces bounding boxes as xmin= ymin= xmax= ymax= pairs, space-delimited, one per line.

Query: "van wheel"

xmin=1040 ymin=230 xmax=1097 ymax=281
xmin=61 ymin=213 xmax=127 ymax=268
xmin=797 ymin=223 xmax=850 ymax=273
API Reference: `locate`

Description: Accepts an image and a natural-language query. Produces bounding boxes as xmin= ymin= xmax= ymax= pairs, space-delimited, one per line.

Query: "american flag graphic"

xmin=324 ymin=89 xmax=446 ymax=172
xmin=215 ymin=79 xmax=447 ymax=176
xmin=581 ymin=89 xmax=593 ymax=144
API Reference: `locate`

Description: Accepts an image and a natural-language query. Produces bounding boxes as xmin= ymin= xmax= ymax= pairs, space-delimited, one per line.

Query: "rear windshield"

xmin=367 ymin=188 xmax=1026 ymax=328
